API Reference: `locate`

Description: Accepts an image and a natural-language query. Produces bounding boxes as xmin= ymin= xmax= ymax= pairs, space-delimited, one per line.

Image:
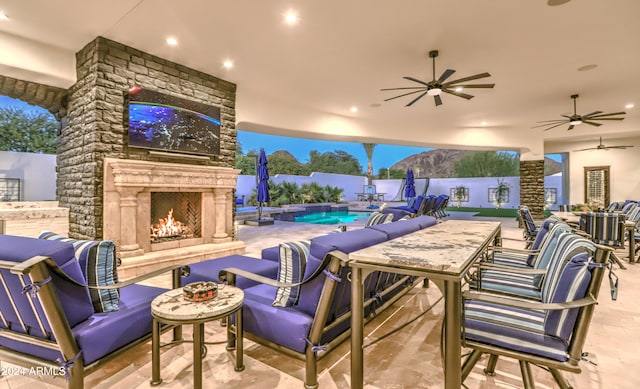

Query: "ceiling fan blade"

xmin=573 ymin=147 xmax=598 ymax=152
xmin=434 ymin=95 xmax=443 ymax=106
xmin=406 ymin=91 xmax=430 ymax=107
xmin=581 ymin=111 xmax=603 ymax=118
xmin=383 ymin=89 xmax=426 ymax=102
xmin=567 ymin=124 xmax=575 ymax=131
xmin=537 ymin=121 xmax=569 ymax=131
xmin=534 ymin=119 xmax=566 ymax=124
xmin=606 ymin=145 xmax=633 ymax=149
xmin=381 ymin=86 xmax=428 ymax=91
xmin=561 ymin=115 xmax=572 ymax=120
xmin=443 ymin=72 xmax=491 ymax=86
xmin=437 ymin=69 xmax=456 ymax=84
xmin=586 ymin=117 xmax=625 ymax=121
xmin=450 ymin=84 xmax=495 ymax=88
xmin=442 ymin=89 xmax=474 ymax=100
xmin=582 ymin=121 xmax=603 ymax=127
xmin=403 ymin=76 xmax=430 ymax=87
xmin=586 ymin=111 xmax=626 ymax=118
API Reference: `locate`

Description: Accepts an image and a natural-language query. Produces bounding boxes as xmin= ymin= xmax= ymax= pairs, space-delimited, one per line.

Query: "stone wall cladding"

xmin=58 ymin=37 xmax=237 ymax=240
xmin=520 ymin=160 xmax=545 ymax=219
xmin=0 ymin=75 xmax=68 ymax=120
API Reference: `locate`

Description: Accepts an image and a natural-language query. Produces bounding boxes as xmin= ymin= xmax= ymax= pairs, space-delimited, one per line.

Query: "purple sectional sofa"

xmin=182 ymin=215 xmax=438 ymax=388
xmin=0 ymin=235 xmax=181 ymax=388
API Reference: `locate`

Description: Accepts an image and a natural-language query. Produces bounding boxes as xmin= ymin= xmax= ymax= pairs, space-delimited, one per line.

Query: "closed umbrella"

xmin=404 ymin=169 xmax=416 ymax=199
xmin=256 ymin=148 xmax=270 ymax=220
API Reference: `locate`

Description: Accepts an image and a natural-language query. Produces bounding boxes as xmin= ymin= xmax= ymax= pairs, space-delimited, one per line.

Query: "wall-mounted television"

xmin=128 ymin=87 xmax=221 ymax=156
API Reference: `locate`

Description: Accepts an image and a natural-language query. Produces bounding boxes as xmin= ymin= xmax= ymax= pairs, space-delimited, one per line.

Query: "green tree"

xmin=377 ymin=168 xmax=406 ymax=179
xmin=235 ymin=149 xmax=258 ymax=175
xmin=0 ymin=107 xmax=57 ymax=153
xmin=266 ymin=151 xmax=310 ymax=175
xmin=453 ymin=151 xmax=519 ymax=178
xmin=307 ymin=150 xmax=362 ymax=175
xmin=363 ymin=143 xmax=376 ymax=184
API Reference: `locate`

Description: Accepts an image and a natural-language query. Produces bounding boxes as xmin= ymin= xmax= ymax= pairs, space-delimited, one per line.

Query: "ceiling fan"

xmin=381 ymin=50 xmax=494 ymax=107
xmin=535 ymin=94 xmax=626 ymax=131
xmin=574 ymin=137 xmax=634 ymax=152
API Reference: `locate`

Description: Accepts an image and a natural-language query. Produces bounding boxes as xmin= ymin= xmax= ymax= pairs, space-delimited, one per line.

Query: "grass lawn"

xmin=446 ymin=207 xmax=518 ymax=218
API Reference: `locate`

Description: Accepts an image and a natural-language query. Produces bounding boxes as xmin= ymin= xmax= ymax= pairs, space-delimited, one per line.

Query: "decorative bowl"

xmin=183 ymin=281 xmax=218 ymax=302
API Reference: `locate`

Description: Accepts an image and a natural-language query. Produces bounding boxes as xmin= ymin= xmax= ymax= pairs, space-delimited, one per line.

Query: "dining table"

xmin=348 ymin=219 xmax=501 ymax=388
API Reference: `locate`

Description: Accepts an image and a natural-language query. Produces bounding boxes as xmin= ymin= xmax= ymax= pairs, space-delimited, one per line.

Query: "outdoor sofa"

xmin=181 ymin=215 xmax=438 ymax=388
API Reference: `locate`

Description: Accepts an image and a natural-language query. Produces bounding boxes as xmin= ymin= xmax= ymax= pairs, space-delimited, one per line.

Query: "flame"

xmin=151 ymin=209 xmax=192 ymax=240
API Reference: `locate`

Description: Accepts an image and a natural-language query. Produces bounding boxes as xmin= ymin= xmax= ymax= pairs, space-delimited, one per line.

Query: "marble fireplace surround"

xmin=103 ymin=158 xmax=245 ymax=278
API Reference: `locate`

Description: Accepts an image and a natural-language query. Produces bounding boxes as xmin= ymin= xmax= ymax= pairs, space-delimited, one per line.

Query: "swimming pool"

xmin=294 ymin=210 xmax=371 ymax=225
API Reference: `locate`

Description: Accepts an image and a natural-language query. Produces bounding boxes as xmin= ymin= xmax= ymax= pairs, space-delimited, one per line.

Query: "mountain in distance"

xmin=390 ymin=149 xmax=562 ymax=177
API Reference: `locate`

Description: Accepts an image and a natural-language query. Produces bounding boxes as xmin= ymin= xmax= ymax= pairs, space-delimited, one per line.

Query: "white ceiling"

xmin=1 ymin=0 xmax=639 ymax=158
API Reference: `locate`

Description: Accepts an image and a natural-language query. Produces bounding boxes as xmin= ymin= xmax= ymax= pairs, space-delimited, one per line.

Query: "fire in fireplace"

xmin=150 ymin=192 xmax=202 ymax=243
xmin=150 ymin=208 xmax=193 ymax=242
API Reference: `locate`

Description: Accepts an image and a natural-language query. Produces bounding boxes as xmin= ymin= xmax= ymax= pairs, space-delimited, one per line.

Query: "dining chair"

xmin=579 ymin=212 xmax=627 ymax=269
xmin=461 ymin=241 xmax=612 ymax=389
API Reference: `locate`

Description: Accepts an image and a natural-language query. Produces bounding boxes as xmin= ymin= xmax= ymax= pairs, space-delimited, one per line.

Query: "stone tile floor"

xmin=2 ymin=212 xmax=639 ymax=388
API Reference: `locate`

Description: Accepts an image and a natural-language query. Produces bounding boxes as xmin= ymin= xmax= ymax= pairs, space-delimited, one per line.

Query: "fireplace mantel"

xmin=103 ymin=158 xmax=243 ymax=268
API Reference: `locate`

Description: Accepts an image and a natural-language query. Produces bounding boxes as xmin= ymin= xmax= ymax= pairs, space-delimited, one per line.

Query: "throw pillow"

xmin=273 ymin=240 xmax=311 ymax=307
xmin=39 ymin=231 xmax=120 ymax=313
xmin=364 ymin=211 xmax=393 ymax=227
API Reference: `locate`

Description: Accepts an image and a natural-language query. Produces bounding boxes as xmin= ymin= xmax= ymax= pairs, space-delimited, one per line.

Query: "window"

xmin=0 ymin=178 xmax=20 ymax=201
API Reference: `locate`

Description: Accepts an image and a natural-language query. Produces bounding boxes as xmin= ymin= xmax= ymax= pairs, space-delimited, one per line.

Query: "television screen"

xmin=128 ymin=87 xmax=221 ymax=156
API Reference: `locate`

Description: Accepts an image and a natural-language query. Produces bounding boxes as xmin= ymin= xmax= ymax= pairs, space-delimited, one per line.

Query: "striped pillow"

xmin=273 ymin=240 xmax=311 ymax=307
xmin=39 ymin=232 xmax=120 ymax=313
xmin=543 ymin=253 xmax=592 ymax=341
xmin=364 ymin=211 xmax=393 ymax=227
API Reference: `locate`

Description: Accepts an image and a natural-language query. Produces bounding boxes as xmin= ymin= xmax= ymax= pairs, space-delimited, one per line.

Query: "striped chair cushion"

xmin=407 ymin=198 xmax=416 ymax=209
xmin=539 ymin=235 xmax=595 ymax=297
xmin=273 ymin=240 xmax=310 ymax=307
xmin=579 ymin=212 xmax=625 ymax=247
xmin=527 ymin=224 xmax=572 ymax=268
xmin=605 ymin=202 xmax=619 ymax=212
xmin=474 ymin=270 xmax=541 ymax=299
xmin=464 ymin=299 xmax=570 ymax=361
xmin=364 ymin=211 xmax=393 ymax=227
xmin=39 ymin=232 xmax=120 ymax=313
xmin=544 ymin=253 xmax=592 ymax=340
xmin=519 ymin=206 xmax=538 ymax=237
xmin=621 ymin=201 xmax=637 ymax=215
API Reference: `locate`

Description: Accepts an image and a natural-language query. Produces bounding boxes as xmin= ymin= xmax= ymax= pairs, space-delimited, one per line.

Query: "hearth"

xmin=150 ymin=192 xmax=201 ymax=243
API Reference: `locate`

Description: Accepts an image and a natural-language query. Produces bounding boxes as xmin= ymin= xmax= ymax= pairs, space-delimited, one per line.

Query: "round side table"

xmin=150 ymin=285 xmax=244 ymax=389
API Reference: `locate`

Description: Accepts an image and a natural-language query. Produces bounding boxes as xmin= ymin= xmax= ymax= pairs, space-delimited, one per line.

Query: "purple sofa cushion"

xmin=380 ymin=207 xmax=413 ymax=221
xmin=367 ymin=220 xmax=421 ymax=239
xmin=413 ymin=215 xmax=438 ymax=229
xmin=310 ymin=228 xmax=388 ymax=258
xmin=242 ymin=284 xmax=314 ymax=353
xmin=183 ymin=255 xmax=279 ymax=289
xmin=73 ymin=284 xmax=167 ymax=365
xmin=261 ymin=246 xmax=280 ymax=262
xmin=0 ymin=235 xmax=93 ymax=329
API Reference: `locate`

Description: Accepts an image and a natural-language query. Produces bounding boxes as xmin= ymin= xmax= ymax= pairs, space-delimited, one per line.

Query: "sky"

xmin=238 ymin=131 xmax=433 ymax=171
xmin=1 ymin=95 xmax=562 ymax=167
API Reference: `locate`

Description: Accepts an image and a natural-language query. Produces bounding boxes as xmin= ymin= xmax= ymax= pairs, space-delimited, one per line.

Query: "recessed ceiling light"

xmin=223 ymin=60 xmax=234 ymax=69
xmin=454 ymin=86 xmax=463 ymax=92
xmin=577 ymin=64 xmax=597 ymax=71
xmin=547 ymin=0 xmax=571 ymax=6
xmin=481 ymin=121 xmax=488 ymax=126
xmin=625 ymin=103 xmax=635 ymax=109
xmin=284 ymin=10 xmax=299 ymax=25
xmin=350 ymin=106 xmax=358 ymax=113
xmin=0 ymin=12 xmax=8 ymax=21
xmin=166 ymin=37 xmax=178 ymax=46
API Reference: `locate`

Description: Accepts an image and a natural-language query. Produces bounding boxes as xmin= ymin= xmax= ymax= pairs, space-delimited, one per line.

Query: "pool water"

xmin=294 ymin=210 xmax=371 ymax=225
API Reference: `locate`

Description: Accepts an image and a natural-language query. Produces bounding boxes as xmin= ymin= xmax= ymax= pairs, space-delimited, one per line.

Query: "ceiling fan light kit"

xmin=381 ymin=50 xmax=495 ymax=107
xmin=535 ymin=94 xmax=626 ymax=131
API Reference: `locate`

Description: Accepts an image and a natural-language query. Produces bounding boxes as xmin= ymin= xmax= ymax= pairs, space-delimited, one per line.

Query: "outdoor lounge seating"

xmin=180 ymin=215 xmax=438 ymax=388
xmin=461 ymin=237 xmax=612 ymax=389
xmin=0 ymin=235 xmax=183 ymax=389
xmin=579 ymin=212 xmax=627 ymax=269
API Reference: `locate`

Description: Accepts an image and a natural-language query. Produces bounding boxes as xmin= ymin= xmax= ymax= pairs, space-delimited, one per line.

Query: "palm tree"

xmin=363 ymin=143 xmax=376 ymax=185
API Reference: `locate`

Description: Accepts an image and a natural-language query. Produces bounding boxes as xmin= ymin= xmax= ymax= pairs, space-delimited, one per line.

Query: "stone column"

xmin=118 ymin=187 xmax=144 ymax=257
xmin=213 ymin=188 xmax=231 ymax=243
xmin=520 ymin=160 xmax=545 ymax=220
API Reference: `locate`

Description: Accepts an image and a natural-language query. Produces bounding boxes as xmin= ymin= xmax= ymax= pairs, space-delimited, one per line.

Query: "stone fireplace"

xmin=103 ymin=158 xmax=244 ymax=277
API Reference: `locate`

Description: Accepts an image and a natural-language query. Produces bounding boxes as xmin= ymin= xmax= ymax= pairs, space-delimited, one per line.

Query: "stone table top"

xmin=151 ymin=285 xmax=244 ymax=322
xmin=349 ymin=220 xmax=501 ymax=276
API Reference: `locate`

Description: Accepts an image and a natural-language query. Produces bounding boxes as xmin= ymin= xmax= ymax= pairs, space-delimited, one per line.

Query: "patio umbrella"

xmin=404 ymin=169 xmax=416 ymax=199
xmin=256 ymin=148 xmax=270 ymax=220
